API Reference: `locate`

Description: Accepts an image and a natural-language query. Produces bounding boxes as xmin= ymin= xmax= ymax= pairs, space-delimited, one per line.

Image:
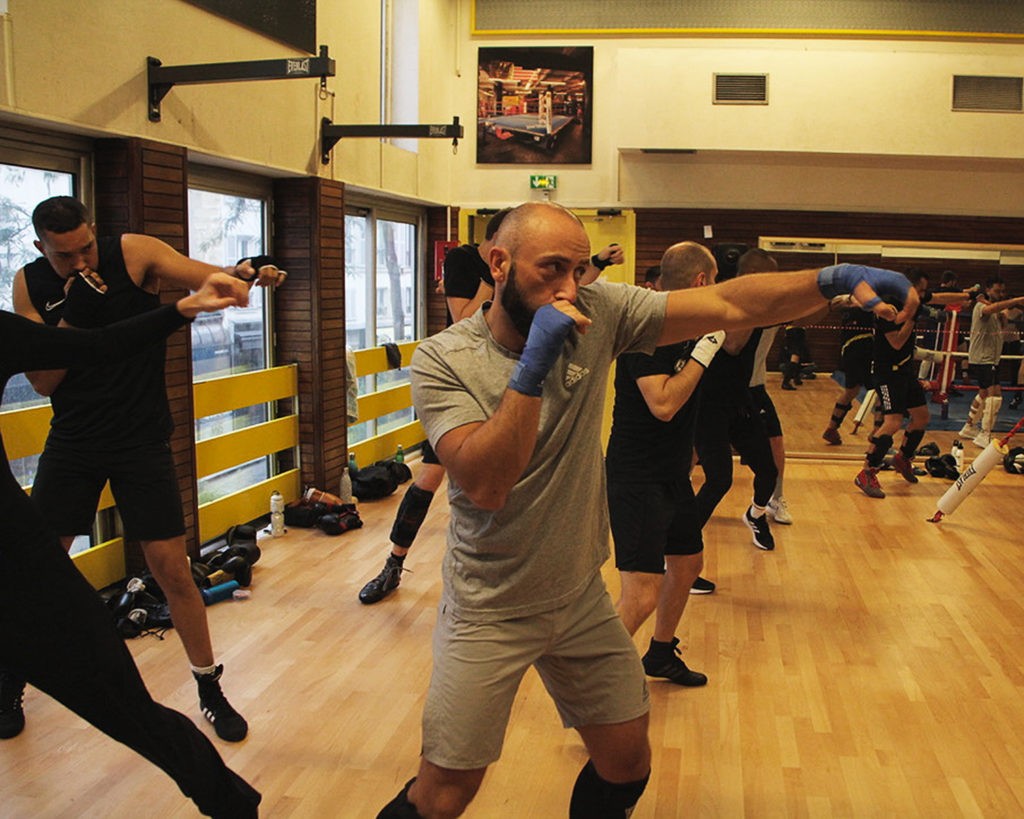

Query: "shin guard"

xmin=867 ymin=433 xmax=893 ymax=468
xmin=389 ymin=485 xmax=436 ymax=549
xmin=569 ymin=761 xmax=650 ymax=819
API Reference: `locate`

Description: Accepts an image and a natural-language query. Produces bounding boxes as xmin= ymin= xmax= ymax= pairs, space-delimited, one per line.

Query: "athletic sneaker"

xmin=358 ymin=554 xmax=404 ymax=604
xmin=767 ymin=496 xmax=793 ymax=525
xmin=743 ymin=506 xmax=775 ymax=551
xmin=959 ymin=421 xmax=980 ymax=439
xmin=854 ymin=467 xmax=886 ymax=499
xmin=822 ymin=427 xmax=842 ymax=445
xmin=194 ymin=665 xmax=248 ymax=742
xmin=890 ymin=452 xmax=919 ymax=484
xmin=973 ymin=431 xmax=991 ymax=448
xmin=641 ymin=637 xmax=708 ymax=687
xmin=0 ymin=673 xmax=26 ymax=740
xmin=690 ymin=576 xmax=716 ymax=595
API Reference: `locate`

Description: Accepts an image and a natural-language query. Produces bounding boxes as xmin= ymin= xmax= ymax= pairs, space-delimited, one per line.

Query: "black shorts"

xmin=967 ymin=363 xmax=998 ymax=390
xmin=31 ymin=440 xmax=186 ymax=541
xmin=874 ymin=371 xmax=927 ymax=416
xmin=749 ymin=384 xmax=782 ymax=438
xmin=608 ymin=478 xmax=702 ymax=573
xmin=421 ymin=440 xmax=440 ymax=465
xmin=840 ymin=339 xmax=873 ymax=389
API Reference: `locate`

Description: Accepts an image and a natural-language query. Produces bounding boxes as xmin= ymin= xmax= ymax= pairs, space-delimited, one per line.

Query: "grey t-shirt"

xmin=412 ymin=280 xmax=666 ymax=621
xmin=969 ymin=301 xmax=1004 ymax=366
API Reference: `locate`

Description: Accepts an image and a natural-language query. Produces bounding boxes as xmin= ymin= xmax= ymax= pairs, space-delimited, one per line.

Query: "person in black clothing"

xmin=855 ymin=270 xmax=971 ymax=498
xmin=6 ymin=197 xmax=284 ymax=742
xmin=822 ymin=296 xmax=876 ymax=445
xmin=0 ymin=273 xmax=261 ymax=816
xmin=606 ymin=241 xmax=723 ymax=687
xmin=693 ymin=259 xmax=781 ymax=552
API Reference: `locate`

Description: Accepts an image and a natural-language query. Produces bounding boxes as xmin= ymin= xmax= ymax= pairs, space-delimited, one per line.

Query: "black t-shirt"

xmin=840 ymin=307 xmax=875 ymax=344
xmin=24 ymin=235 xmax=170 ymax=448
xmin=873 ymin=301 xmax=923 ymax=375
xmin=443 ymin=244 xmax=493 ymax=300
xmin=699 ymin=328 xmax=762 ymax=409
xmin=605 ymin=340 xmax=699 ymax=482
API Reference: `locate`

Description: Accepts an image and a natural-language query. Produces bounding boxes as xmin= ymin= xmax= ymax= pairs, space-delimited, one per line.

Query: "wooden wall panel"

xmin=93 ymin=138 xmax=198 ymax=569
xmin=426 ymin=206 xmax=460 ymax=337
xmin=273 ymin=177 xmax=347 ymax=495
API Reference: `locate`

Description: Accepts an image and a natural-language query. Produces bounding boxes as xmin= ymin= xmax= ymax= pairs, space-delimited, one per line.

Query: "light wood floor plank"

xmin=2 ymin=449 xmax=1022 ymax=817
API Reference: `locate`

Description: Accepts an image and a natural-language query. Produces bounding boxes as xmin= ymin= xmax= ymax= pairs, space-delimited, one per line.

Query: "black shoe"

xmin=378 ymin=778 xmax=418 ymax=817
xmin=743 ymin=506 xmax=775 ymax=551
xmin=689 ymin=576 xmax=715 ymax=595
xmin=359 ymin=554 xmax=405 ymax=604
xmin=195 ymin=665 xmax=248 ymax=742
xmin=1011 ymin=394 xmax=1022 ymax=410
xmin=0 ymin=673 xmax=26 ymax=739
xmin=641 ymin=638 xmax=707 ymax=687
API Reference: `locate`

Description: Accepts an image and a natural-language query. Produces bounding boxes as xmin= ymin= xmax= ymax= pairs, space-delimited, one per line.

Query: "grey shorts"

xmin=422 ymin=573 xmax=650 ymax=770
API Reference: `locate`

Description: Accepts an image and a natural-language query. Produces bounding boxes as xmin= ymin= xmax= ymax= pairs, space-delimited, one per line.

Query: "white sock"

xmin=191 ymin=663 xmax=217 ymax=677
xmin=749 ymin=503 xmax=767 ymax=519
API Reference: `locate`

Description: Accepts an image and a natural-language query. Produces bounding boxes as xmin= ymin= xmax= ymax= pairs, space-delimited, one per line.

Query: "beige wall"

xmin=2 ymin=0 xmax=1023 ymax=215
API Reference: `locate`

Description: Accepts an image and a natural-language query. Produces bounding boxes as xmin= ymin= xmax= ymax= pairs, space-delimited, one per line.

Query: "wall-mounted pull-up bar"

xmin=320 ymin=117 xmax=463 ymax=165
xmin=148 ymin=45 xmax=336 ymax=122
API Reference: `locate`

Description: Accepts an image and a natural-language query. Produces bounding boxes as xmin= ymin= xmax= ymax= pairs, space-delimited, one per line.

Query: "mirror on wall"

xmin=757 ymin=237 xmax=1024 ymax=459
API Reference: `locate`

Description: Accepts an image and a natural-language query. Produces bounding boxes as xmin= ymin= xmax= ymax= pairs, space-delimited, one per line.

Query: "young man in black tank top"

xmin=4 ymin=197 xmax=285 ymax=743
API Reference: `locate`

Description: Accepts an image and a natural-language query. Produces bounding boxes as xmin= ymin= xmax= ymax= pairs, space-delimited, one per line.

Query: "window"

xmin=0 ymin=136 xmax=83 ymax=489
xmin=187 ymin=170 xmax=273 ymax=503
xmin=345 ymin=199 xmax=424 ymax=443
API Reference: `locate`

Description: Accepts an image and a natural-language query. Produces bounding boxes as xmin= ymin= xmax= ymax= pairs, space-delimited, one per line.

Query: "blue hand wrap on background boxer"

xmin=508 ymin=304 xmax=576 ymax=397
xmin=817 ymin=263 xmax=910 ymax=303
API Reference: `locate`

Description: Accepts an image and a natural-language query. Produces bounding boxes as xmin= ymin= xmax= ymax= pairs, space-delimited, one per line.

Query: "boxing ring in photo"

xmin=478 ymin=113 xmax=575 ymax=152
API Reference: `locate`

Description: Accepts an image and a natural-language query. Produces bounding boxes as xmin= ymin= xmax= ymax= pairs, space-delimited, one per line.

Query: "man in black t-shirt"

xmin=606 ymin=241 xmax=723 ymax=687
xmin=7 ymin=197 xmax=284 ymax=743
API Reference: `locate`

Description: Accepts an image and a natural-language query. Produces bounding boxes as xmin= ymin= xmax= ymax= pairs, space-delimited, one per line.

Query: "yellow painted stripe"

xmin=471 ymin=25 xmax=1024 ymax=41
xmin=195 ymin=415 xmax=299 ymax=479
xmin=193 ymin=364 xmax=298 ymax=419
xmin=1 ymin=404 xmax=52 ymax=461
xmin=350 ymin=420 xmax=426 ymax=468
xmin=353 ymin=341 xmax=420 ymax=378
xmin=71 ymin=537 xmax=126 ymax=590
xmin=198 ymin=468 xmax=302 ymax=543
xmin=356 ymin=383 xmax=412 ymax=423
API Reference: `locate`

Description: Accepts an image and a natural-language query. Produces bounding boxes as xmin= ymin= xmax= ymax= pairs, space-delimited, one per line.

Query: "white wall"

xmin=2 ymin=0 xmax=1023 ymax=215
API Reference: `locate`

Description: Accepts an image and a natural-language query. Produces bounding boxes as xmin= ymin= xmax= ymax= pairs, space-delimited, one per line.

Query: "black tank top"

xmin=24 ymin=235 xmax=172 ymax=448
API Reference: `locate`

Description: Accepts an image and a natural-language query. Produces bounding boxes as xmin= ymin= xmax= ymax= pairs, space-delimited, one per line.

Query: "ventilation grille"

xmin=714 ymin=74 xmax=768 ymax=105
xmin=953 ymin=75 xmax=1023 ymax=112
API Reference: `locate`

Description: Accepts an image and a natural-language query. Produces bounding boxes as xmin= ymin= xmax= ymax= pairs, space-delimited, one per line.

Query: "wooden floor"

xmin=3 ymin=440 xmax=1024 ymax=817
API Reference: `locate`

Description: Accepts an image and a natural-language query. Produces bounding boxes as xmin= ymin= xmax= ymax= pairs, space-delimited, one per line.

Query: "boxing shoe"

xmin=194 ymin=665 xmax=248 ymax=742
xmin=359 ymin=554 xmax=405 ymax=604
xmin=854 ymin=467 xmax=885 ymax=498
xmin=642 ymin=637 xmax=707 ymax=687
xmin=822 ymin=427 xmax=842 ymax=445
xmin=890 ymin=452 xmax=919 ymax=484
xmin=959 ymin=421 xmax=980 ymax=439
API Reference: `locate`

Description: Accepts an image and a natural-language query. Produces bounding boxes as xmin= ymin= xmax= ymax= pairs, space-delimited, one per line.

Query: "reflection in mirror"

xmin=759 ymin=240 xmax=1024 ymax=459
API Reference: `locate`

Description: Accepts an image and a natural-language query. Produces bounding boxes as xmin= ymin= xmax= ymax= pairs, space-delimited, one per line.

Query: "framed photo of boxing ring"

xmin=477 ymin=46 xmax=593 ymax=165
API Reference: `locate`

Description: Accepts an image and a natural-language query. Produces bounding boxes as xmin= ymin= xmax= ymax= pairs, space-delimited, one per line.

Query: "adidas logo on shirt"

xmin=564 ymin=362 xmax=590 ymax=388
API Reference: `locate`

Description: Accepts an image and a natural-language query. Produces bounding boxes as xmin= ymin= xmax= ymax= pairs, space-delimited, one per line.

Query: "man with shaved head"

xmin=378 ymin=201 xmax=916 ymax=819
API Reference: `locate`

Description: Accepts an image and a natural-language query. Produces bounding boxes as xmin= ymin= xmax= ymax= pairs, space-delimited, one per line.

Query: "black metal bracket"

xmin=148 ymin=45 xmax=336 ymax=122
xmin=320 ymin=116 xmax=463 ymax=164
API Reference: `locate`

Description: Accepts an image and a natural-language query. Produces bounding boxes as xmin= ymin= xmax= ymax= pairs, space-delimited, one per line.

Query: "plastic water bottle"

xmin=952 ymin=439 xmax=964 ymax=473
xmin=395 ymin=444 xmax=405 ymax=464
xmin=269 ymin=490 xmax=285 ymax=537
xmin=339 ymin=467 xmax=353 ymax=504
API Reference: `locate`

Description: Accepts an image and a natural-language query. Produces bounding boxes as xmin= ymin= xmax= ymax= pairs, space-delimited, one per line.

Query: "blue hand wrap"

xmin=817 ymin=263 xmax=910 ymax=304
xmin=508 ymin=304 xmax=576 ymax=397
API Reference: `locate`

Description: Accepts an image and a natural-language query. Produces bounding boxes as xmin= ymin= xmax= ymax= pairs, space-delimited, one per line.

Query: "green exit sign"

xmin=530 ymin=174 xmax=558 ymax=190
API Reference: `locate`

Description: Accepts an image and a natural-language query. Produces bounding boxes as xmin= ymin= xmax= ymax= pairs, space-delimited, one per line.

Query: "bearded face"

xmin=501 ymin=261 xmax=537 ymax=339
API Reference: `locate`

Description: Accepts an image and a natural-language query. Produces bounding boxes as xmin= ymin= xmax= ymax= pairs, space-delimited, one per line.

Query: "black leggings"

xmin=0 ymin=533 xmax=259 ymax=818
xmin=695 ymin=405 xmax=779 ymax=528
